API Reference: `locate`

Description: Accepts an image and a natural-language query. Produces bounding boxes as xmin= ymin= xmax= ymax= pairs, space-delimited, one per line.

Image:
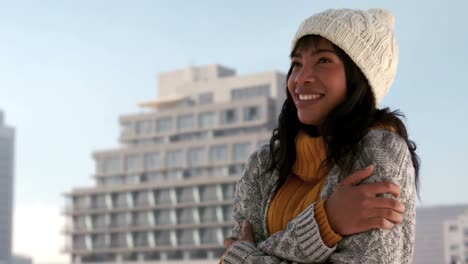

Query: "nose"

xmin=294 ymin=65 xmax=316 ymax=85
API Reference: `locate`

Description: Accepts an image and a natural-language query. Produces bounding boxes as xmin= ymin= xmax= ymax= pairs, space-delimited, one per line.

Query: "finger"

xmin=241 ymin=220 xmax=254 ymax=242
xmin=342 ymin=164 xmax=375 ymax=186
xmin=367 ymin=217 xmax=395 ymax=230
xmin=365 ymin=208 xmax=403 ymax=224
xmin=360 ymin=182 xmax=401 ymax=197
xmin=367 ymin=197 xmax=405 ymax=213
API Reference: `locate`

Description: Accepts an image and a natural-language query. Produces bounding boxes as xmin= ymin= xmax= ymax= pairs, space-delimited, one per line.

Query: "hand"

xmin=224 ymin=220 xmax=255 ymax=250
xmin=325 ymin=164 xmax=405 ymax=236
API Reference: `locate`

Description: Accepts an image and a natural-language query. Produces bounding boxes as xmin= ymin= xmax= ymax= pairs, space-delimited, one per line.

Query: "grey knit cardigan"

xmin=222 ymin=129 xmax=416 ymax=264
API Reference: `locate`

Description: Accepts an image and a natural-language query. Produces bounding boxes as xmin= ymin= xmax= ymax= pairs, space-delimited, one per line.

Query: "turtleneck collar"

xmin=292 ymin=130 xmax=329 ymax=182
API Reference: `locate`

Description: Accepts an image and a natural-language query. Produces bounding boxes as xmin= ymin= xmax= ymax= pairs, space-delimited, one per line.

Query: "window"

xmin=73 ymin=216 xmax=87 ymax=230
xmin=199 ymin=185 xmax=218 ymax=202
xmin=120 ymin=122 xmax=133 ymax=137
xmin=101 ymin=156 xmax=120 ymax=174
xmin=132 ymin=211 xmax=150 ymax=226
xmin=125 ymin=174 xmax=140 ymax=184
xmin=223 ymin=205 xmax=234 ymax=221
xmin=132 ymin=232 xmax=149 ymax=247
xmin=198 ymin=112 xmax=216 ymax=128
xmin=211 ymin=166 xmax=229 ymax=177
xmin=135 ymin=120 xmax=152 ymax=135
xmin=92 ymin=234 xmax=107 ymax=249
xmin=198 ymin=92 xmax=213 ymax=105
xmin=210 ymin=145 xmax=228 ymax=163
xmin=220 ymin=109 xmax=238 ymax=124
xmin=110 ymin=233 xmax=127 ymax=248
xmin=145 ymin=172 xmax=164 ymax=182
xmin=98 ymin=175 xmax=124 ymax=186
xmin=112 ymin=193 xmax=128 ymax=209
xmin=449 ymin=225 xmax=459 ymax=232
xmin=110 ymin=213 xmax=128 ymax=227
xmin=125 ymin=154 xmax=141 ymax=172
xmin=132 ymin=191 xmax=149 ymax=206
xmin=73 ymin=196 xmax=88 ymax=209
xmin=154 ymin=190 xmax=172 ymax=205
xmin=223 ymin=227 xmax=232 ymax=238
xmin=243 ymin=106 xmax=261 ymax=121
xmin=177 ymin=208 xmax=194 ymax=224
xmin=231 ymin=84 xmax=270 ymax=100
xmin=233 ymin=143 xmax=251 ymax=162
xmin=156 ymin=117 xmax=172 ymax=133
xmin=92 ymin=215 xmax=107 ymax=229
xmin=199 ymin=206 xmax=218 ymax=222
xmin=222 ymin=184 xmax=235 ymax=200
xmin=166 ymin=150 xmax=184 ymax=168
xmin=91 ymin=195 xmax=106 ymax=209
xmin=187 ymin=147 xmax=206 ymax=166
xmin=200 ymin=228 xmax=218 ymax=244
xmin=154 ymin=230 xmax=171 ymax=246
xmin=177 ymin=230 xmax=195 ymax=245
xmin=177 ymin=187 xmax=194 ymax=203
xmin=183 ymin=168 xmax=204 ymax=178
xmin=154 ymin=209 xmax=172 ymax=225
xmin=167 ymin=169 xmax=183 ymax=180
xmin=144 ymin=153 xmax=161 ymax=170
xmin=73 ymin=235 xmax=87 ymax=250
xmin=177 ymin=114 xmax=195 ymax=131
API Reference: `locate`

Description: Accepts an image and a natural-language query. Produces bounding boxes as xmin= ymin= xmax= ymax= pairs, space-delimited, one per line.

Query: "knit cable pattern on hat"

xmin=291 ymin=8 xmax=398 ymax=105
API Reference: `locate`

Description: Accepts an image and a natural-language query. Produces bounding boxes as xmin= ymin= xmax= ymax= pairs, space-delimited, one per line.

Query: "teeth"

xmin=298 ymin=94 xmax=323 ymax=100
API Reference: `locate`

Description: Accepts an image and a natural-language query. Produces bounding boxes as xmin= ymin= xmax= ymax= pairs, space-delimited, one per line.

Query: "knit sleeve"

xmin=222 ymin=146 xmax=337 ymax=263
xmin=327 ymin=129 xmax=417 ymax=264
xmin=221 ymin=148 xmax=293 ymax=264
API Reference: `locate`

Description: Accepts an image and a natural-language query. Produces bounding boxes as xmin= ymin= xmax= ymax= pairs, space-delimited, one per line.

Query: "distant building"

xmin=414 ymin=204 xmax=468 ymax=264
xmin=11 ymin=255 xmax=32 ymax=264
xmin=63 ymin=64 xmax=286 ymax=263
xmin=0 ymin=111 xmax=15 ymax=264
xmin=443 ymin=209 xmax=468 ymax=264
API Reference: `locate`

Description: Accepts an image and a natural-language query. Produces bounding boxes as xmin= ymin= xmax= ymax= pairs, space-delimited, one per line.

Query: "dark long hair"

xmin=264 ymin=35 xmax=420 ymax=196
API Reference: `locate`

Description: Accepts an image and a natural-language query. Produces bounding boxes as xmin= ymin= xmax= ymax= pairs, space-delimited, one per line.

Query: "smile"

xmin=298 ymin=94 xmax=324 ymax=101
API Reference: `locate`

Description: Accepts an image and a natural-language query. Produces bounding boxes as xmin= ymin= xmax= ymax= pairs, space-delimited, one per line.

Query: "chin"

xmin=298 ymin=118 xmax=319 ymax=126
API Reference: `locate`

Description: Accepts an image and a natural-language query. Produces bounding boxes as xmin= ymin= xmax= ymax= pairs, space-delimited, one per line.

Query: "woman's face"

xmin=287 ymin=37 xmax=347 ymax=125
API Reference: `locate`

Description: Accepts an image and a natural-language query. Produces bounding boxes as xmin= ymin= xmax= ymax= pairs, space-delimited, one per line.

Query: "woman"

xmin=220 ymin=8 xmax=420 ymax=264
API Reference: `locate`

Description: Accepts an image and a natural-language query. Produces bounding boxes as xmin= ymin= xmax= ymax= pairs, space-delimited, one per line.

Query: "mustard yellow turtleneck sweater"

xmin=267 ymin=130 xmax=342 ymax=247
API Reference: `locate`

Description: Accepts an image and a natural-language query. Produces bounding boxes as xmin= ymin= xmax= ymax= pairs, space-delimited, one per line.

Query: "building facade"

xmin=63 ymin=65 xmax=286 ymax=263
xmin=0 ymin=111 xmax=15 ymax=264
xmin=414 ymin=205 xmax=468 ymax=264
xmin=443 ymin=209 xmax=468 ymax=264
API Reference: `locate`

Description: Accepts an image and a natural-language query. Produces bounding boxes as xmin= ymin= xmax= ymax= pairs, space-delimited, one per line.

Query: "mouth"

xmin=297 ymin=93 xmax=324 ymax=101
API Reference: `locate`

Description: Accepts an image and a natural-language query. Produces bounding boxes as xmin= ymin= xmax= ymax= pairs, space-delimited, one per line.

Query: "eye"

xmin=318 ymin=57 xmax=332 ymax=64
xmin=291 ymin=61 xmax=302 ymax=69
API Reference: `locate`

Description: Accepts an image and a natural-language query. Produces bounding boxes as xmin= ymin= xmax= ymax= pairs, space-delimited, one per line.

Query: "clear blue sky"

xmin=1 ymin=0 xmax=467 ymax=261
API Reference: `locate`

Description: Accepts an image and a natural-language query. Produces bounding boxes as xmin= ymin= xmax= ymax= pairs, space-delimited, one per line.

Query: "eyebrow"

xmin=291 ymin=48 xmax=337 ymax=58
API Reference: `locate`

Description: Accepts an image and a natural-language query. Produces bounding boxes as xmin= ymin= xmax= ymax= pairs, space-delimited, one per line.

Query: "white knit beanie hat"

xmin=291 ymin=8 xmax=398 ymax=105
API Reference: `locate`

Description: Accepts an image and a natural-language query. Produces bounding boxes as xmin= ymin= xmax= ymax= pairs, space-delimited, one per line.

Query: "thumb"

xmin=241 ymin=220 xmax=254 ymax=242
xmin=342 ymin=164 xmax=375 ymax=186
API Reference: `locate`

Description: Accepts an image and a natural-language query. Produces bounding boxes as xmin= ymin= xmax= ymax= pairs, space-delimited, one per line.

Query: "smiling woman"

xmin=220 ymin=8 xmax=420 ymax=264
xmin=288 ymin=36 xmax=347 ymax=125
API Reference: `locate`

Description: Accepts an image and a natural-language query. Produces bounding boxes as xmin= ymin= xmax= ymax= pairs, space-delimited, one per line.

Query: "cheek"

xmin=327 ymin=69 xmax=347 ymax=99
xmin=287 ymin=73 xmax=296 ymax=95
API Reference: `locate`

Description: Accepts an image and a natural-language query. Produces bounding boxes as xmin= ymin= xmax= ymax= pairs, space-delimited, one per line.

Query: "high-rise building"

xmin=0 ymin=111 xmax=15 ymax=264
xmin=443 ymin=209 xmax=468 ymax=264
xmin=63 ymin=65 xmax=286 ymax=263
xmin=414 ymin=204 xmax=468 ymax=264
